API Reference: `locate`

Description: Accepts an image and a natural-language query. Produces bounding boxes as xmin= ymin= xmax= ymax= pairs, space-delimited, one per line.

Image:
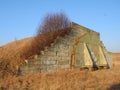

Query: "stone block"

xmin=49 ymin=56 xmax=57 ymax=61
xmin=46 ymin=65 xmax=58 ymax=71
xmin=60 ymin=40 xmax=68 ymax=45
xmin=58 ymin=64 xmax=70 ymax=69
xmin=58 ymin=60 xmax=69 ymax=65
xmin=57 ymin=51 xmax=69 ymax=57
xmin=59 ymin=47 xmax=64 ymax=51
xmin=40 ymin=66 xmax=47 ymax=72
xmin=52 ymin=47 xmax=59 ymax=52
xmin=46 ymin=51 xmax=57 ymax=56
xmin=39 ymin=56 xmax=49 ymax=61
xmin=42 ymin=60 xmax=57 ymax=65
xmin=20 ymin=65 xmax=40 ymax=75
xmin=27 ymin=61 xmax=34 ymax=66
xmin=40 ymin=51 xmax=44 ymax=55
xmin=33 ymin=60 xmax=41 ymax=65
xmin=61 ymin=56 xmax=70 ymax=61
xmin=56 ymin=56 xmax=62 ymax=61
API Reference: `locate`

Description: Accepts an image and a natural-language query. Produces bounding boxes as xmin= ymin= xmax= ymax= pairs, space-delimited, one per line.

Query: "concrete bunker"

xmin=20 ymin=22 xmax=112 ymax=75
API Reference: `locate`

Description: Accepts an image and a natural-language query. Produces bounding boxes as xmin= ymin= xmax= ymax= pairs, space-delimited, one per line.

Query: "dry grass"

xmin=112 ymin=53 xmax=120 ymax=66
xmin=0 ymin=37 xmax=34 ymax=75
xmin=0 ymin=53 xmax=120 ymax=90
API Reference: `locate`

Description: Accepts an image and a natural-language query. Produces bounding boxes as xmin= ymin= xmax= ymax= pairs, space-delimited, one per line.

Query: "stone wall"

xmin=20 ymin=27 xmax=77 ymax=74
xmin=20 ymin=22 xmax=112 ymax=75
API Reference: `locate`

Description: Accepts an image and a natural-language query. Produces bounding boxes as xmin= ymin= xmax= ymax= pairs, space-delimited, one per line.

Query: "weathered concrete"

xmin=98 ymin=46 xmax=108 ymax=67
xmin=83 ymin=43 xmax=93 ymax=67
xmin=19 ymin=22 xmax=112 ymax=75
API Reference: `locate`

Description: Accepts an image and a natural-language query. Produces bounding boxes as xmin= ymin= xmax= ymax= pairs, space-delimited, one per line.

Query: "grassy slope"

xmin=0 ymin=37 xmax=35 ymax=75
xmin=0 ymin=37 xmax=34 ymax=60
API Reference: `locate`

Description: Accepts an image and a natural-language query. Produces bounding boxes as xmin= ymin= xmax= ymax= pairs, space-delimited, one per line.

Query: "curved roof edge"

xmin=71 ymin=22 xmax=100 ymax=34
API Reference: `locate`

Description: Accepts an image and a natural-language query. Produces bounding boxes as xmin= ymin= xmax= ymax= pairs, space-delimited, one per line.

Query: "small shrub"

xmin=37 ymin=12 xmax=71 ymax=34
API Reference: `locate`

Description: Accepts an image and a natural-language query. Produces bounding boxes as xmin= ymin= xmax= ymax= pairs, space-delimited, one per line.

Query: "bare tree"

xmin=37 ymin=12 xmax=71 ymax=34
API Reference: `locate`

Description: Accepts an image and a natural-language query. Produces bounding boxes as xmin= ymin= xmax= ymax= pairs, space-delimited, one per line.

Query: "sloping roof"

xmin=72 ymin=22 xmax=99 ymax=34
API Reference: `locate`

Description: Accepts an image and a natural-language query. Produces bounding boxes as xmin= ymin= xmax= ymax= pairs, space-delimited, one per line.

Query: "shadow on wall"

xmin=108 ymin=83 xmax=120 ymax=90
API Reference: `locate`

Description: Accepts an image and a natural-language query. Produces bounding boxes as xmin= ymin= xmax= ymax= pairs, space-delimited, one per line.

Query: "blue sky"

xmin=0 ymin=0 xmax=120 ymax=52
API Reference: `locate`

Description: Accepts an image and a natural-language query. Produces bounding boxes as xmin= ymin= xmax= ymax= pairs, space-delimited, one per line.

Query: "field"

xmin=0 ymin=53 xmax=119 ymax=90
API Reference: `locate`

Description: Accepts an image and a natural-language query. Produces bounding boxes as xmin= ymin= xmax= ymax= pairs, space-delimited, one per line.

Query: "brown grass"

xmin=0 ymin=37 xmax=34 ymax=75
xmin=112 ymin=53 xmax=120 ymax=66
xmin=0 ymin=53 xmax=120 ymax=89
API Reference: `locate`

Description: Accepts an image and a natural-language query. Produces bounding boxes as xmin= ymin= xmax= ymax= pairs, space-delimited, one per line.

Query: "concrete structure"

xmin=20 ymin=22 xmax=112 ymax=75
